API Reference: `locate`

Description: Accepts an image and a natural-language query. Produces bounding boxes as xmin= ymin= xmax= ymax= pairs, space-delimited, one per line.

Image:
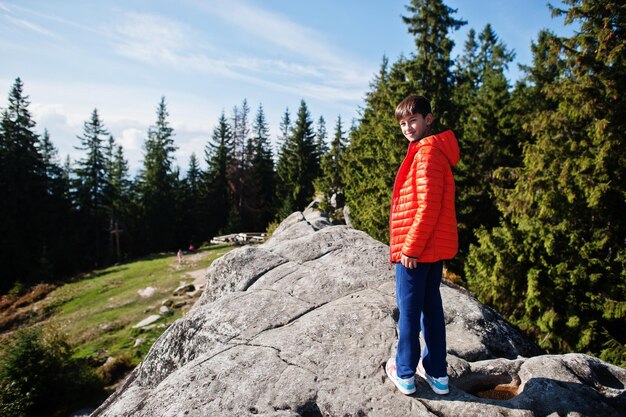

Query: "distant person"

xmin=385 ymin=95 xmax=460 ymax=396
xmin=177 ymin=249 xmax=183 ymax=264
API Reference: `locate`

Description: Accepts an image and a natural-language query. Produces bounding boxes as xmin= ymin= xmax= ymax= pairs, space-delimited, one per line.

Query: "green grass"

xmin=20 ymin=245 xmax=233 ymax=365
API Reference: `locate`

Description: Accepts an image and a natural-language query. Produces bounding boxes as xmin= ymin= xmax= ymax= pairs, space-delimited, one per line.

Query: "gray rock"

xmin=343 ymin=204 xmax=353 ymax=228
xmin=132 ymin=315 xmax=161 ymax=329
xmin=92 ymin=211 xmax=625 ymax=417
xmin=302 ymin=200 xmax=332 ymax=230
xmin=173 ymin=283 xmax=195 ymax=296
xmin=137 ymin=286 xmax=156 ymax=298
xmin=159 ymin=305 xmax=171 ymax=315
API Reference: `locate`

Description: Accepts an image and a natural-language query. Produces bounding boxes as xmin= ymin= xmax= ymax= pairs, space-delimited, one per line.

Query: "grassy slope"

xmin=10 ymin=245 xmax=232 ymax=365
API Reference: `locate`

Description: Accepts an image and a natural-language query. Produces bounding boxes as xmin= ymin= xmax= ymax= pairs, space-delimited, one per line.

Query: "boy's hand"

xmin=401 ymin=254 xmax=418 ymax=269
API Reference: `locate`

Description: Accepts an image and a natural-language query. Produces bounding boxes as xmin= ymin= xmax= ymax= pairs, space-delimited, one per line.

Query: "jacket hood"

xmin=415 ymin=129 xmax=460 ymax=167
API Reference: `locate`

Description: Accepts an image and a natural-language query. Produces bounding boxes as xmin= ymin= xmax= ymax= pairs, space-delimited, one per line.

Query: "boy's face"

xmin=399 ymin=112 xmax=433 ymax=142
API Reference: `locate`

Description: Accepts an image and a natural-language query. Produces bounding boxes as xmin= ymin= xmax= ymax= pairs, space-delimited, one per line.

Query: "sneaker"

xmin=385 ymin=357 xmax=416 ymax=395
xmin=416 ymin=359 xmax=449 ymax=394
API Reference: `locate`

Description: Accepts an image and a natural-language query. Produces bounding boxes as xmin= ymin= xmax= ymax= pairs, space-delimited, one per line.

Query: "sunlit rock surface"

xmin=92 ymin=207 xmax=625 ymax=417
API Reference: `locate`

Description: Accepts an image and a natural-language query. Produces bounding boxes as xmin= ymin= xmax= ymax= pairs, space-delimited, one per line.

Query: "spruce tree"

xmin=466 ymin=0 xmax=626 ymax=366
xmin=204 ymin=112 xmax=234 ymax=236
xmin=228 ymin=99 xmax=251 ymax=230
xmin=138 ymin=97 xmax=178 ymax=253
xmin=38 ymin=129 xmax=74 ymax=278
xmin=107 ymin=140 xmax=130 ymax=260
xmin=39 ymin=130 xmax=62 ymax=190
xmin=0 ymin=78 xmax=47 ymax=291
xmin=274 ymin=107 xmax=292 ymax=216
xmin=452 ymin=28 xmax=479 ymax=145
xmin=243 ymin=104 xmax=275 ymax=231
xmin=180 ymin=153 xmax=205 ymax=245
xmin=510 ymin=30 xmax=566 ymax=138
xmin=73 ymin=108 xmax=110 ymax=267
xmin=276 ymin=107 xmax=291 ymax=156
xmin=345 ymin=1 xmax=465 ymax=243
xmin=231 ymin=99 xmax=250 ymax=172
xmin=315 ymin=116 xmax=347 ymax=215
xmin=186 ymin=153 xmax=201 ymax=195
xmin=343 ymin=57 xmax=410 ymax=242
xmin=103 ymin=135 xmax=117 ymax=259
xmin=275 ymin=100 xmax=317 ymax=218
xmin=402 ymin=0 xmax=466 ymax=128
xmin=314 ymin=116 xmax=328 ymax=181
xmin=453 ymin=24 xmax=517 ymax=269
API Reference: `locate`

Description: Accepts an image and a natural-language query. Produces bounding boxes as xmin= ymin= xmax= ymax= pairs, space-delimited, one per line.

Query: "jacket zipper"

xmin=389 ymin=141 xmax=419 ymax=267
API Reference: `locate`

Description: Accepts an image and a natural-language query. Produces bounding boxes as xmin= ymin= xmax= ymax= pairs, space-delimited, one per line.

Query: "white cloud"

xmin=3 ymin=14 xmax=61 ymax=39
xmin=110 ymin=6 xmax=372 ymax=104
xmin=176 ymin=132 xmax=209 ymax=171
xmin=118 ymin=128 xmax=146 ymax=171
xmin=1 ymin=1 xmax=110 ymax=39
xmin=202 ymin=0 xmax=341 ymax=66
xmin=112 ymin=12 xmax=243 ymax=80
xmin=119 ymin=128 xmax=144 ymax=151
xmin=114 ymin=13 xmax=191 ymax=64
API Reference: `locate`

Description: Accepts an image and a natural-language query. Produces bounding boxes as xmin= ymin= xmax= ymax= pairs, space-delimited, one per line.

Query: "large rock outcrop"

xmin=92 ymin=208 xmax=626 ymax=417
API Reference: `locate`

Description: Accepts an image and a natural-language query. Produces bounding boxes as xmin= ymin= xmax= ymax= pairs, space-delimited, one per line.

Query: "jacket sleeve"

xmin=401 ymin=146 xmax=447 ymax=258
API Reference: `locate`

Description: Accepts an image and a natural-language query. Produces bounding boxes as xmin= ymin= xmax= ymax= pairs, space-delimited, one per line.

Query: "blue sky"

xmin=0 ymin=0 xmax=576 ymax=173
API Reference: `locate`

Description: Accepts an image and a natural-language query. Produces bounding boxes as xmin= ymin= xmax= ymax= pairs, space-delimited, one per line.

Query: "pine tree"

xmin=314 ymin=116 xmax=328 ymax=181
xmin=228 ymin=99 xmax=251 ymax=230
xmin=276 ymin=107 xmax=291 ymax=159
xmin=510 ymin=30 xmax=566 ymax=137
xmin=179 ymin=153 xmax=205 ymax=245
xmin=343 ymin=57 xmax=411 ymax=242
xmin=453 ymin=28 xmax=479 ymax=140
xmin=39 ymin=130 xmax=63 ymax=190
xmin=243 ymin=104 xmax=275 ymax=231
xmin=231 ymin=99 xmax=250 ymax=171
xmin=204 ymin=112 xmax=234 ymax=236
xmin=38 ymin=129 xmax=74 ymax=278
xmin=466 ymin=0 xmax=626 ymax=366
xmin=274 ymin=107 xmax=292 ymax=216
xmin=402 ymin=0 xmax=466 ymax=129
xmin=275 ymin=100 xmax=317 ymax=218
xmin=107 ymin=140 xmax=130 ymax=261
xmin=138 ymin=97 xmax=178 ymax=253
xmin=73 ymin=108 xmax=110 ymax=267
xmin=344 ymin=1 xmax=465 ymax=243
xmin=0 ymin=78 xmax=47 ymax=291
xmin=74 ymin=110 xmax=108 ymax=211
xmin=453 ymin=24 xmax=517 ymax=269
xmin=315 ymin=116 xmax=347 ymax=215
xmin=186 ymin=153 xmax=201 ymax=195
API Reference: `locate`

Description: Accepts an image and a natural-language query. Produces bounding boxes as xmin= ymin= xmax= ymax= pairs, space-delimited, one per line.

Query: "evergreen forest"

xmin=1 ymin=0 xmax=624 ymax=367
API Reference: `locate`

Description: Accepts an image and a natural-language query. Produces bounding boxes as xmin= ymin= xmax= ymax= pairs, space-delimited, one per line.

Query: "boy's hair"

xmin=395 ymin=95 xmax=432 ymax=121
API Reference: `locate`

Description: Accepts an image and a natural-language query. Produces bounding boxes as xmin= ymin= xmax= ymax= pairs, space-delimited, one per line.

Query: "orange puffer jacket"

xmin=389 ymin=129 xmax=460 ymax=263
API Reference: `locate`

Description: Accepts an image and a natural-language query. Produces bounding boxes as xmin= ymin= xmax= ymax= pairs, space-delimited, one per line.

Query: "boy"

xmin=385 ymin=95 xmax=460 ymax=395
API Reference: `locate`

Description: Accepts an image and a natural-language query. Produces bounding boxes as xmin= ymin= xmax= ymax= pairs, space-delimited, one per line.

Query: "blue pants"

xmin=395 ymin=261 xmax=447 ymax=379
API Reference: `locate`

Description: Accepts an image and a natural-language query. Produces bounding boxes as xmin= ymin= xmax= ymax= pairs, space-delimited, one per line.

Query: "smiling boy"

xmin=385 ymin=95 xmax=460 ymax=395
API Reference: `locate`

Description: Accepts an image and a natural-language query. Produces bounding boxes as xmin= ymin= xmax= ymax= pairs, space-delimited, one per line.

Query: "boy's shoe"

xmin=416 ymin=359 xmax=449 ymax=395
xmin=385 ymin=357 xmax=416 ymax=395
